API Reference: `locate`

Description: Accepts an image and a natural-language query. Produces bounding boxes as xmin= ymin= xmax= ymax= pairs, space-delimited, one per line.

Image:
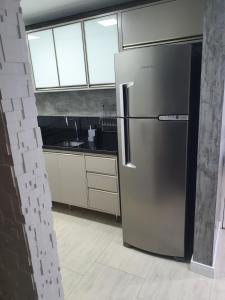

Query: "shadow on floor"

xmin=52 ymin=201 xmax=122 ymax=228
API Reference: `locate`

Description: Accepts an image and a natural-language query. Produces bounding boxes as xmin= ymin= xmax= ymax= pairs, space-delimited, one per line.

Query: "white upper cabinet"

xmin=28 ymin=29 xmax=59 ymax=88
xmin=84 ymin=15 xmax=119 ymax=85
xmin=27 ymin=14 xmax=119 ymax=89
xmin=53 ymin=23 xmax=87 ymax=86
xmin=121 ymin=0 xmax=203 ymax=47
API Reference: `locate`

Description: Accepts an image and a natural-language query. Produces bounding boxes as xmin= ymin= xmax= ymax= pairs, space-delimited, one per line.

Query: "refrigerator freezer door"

xmin=116 ymin=45 xmax=191 ymax=118
xmin=118 ymin=118 xmax=188 ymax=257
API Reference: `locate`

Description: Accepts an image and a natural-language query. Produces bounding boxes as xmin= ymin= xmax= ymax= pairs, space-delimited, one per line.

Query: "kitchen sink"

xmin=55 ymin=140 xmax=85 ymax=147
xmin=69 ymin=141 xmax=84 ymax=147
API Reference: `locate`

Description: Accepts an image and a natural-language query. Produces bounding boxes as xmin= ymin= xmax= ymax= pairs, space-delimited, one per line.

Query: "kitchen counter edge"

xmin=42 ymin=146 xmax=118 ymax=157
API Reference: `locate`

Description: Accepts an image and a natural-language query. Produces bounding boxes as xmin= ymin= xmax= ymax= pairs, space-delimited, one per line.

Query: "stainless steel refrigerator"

xmin=115 ymin=44 xmax=201 ymax=259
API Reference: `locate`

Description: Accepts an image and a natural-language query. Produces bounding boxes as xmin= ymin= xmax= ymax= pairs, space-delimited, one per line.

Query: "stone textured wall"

xmin=35 ymin=89 xmax=117 ymax=117
xmin=193 ymin=0 xmax=225 ymax=266
xmin=0 ymin=1 xmax=63 ymax=299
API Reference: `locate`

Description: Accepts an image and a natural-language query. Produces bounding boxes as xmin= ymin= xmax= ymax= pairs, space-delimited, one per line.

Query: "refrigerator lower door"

xmin=118 ymin=118 xmax=188 ymax=257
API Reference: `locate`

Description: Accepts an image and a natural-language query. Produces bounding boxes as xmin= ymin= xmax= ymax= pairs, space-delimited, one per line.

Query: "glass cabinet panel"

xmin=28 ymin=29 xmax=59 ymax=88
xmin=53 ymin=23 xmax=87 ymax=86
xmin=84 ymin=15 xmax=119 ymax=85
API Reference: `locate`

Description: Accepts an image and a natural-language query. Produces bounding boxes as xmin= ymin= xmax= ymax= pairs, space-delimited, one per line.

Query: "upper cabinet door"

xmin=53 ymin=23 xmax=87 ymax=86
xmin=121 ymin=0 xmax=203 ymax=47
xmin=84 ymin=15 xmax=119 ymax=85
xmin=28 ymin=29 xmax=59 ymax=88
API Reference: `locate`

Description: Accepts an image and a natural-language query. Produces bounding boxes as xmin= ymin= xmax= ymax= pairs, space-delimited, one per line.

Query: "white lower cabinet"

xmin=58 ymin=153 xmax=88 ymax=207
xmin=44 ymin=151 xmax=120 ymax=216
xmin=44 ymin=152 xmax=62 ymax=204
xmin=44 ymin=152 xmax=88 ymax=208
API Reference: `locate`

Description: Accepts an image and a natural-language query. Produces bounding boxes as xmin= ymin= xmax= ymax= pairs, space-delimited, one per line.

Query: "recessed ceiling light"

xmin=97 ymin=19 xmax=117 ymax=27
xmin=28 ymin=34 xmax=40 ymax=40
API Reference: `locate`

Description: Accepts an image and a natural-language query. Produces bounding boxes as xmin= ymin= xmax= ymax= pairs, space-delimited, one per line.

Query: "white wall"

xmin=0 ymin=1 xmax=64 ymax=299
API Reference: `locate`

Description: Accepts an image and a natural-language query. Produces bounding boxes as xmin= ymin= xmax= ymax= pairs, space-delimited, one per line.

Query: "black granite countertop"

xmin=38 ymin=116 xmax=118 ymax=156
xmin=43 ymin=136 xmax=118 ymax=155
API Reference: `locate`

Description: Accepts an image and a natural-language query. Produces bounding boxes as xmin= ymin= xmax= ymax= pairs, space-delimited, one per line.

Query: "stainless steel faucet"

xmin=65 ymin=116 xmax=68 ymax=127
xmin=74 ymin=120 xmax=79 ymax=141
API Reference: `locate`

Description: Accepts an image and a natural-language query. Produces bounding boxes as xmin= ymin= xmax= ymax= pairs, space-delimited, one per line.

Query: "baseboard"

xmin=190 ymin=258 xmax=215 ymax=278
xmin=190 ymin=224 xmax=222 ymax=278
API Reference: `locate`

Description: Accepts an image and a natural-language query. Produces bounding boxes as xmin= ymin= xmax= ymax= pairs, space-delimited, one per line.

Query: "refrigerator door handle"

xmin=119 ymin=82 xmax=134 ymax=118
xmin=119 ymin=82 xmax=136 ymax=169
xmin=120 ymin=118 xmax=136 ymax=169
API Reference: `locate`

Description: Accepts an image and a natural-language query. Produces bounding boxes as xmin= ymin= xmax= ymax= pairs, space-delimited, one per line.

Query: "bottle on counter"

xmin=88 ymin=126 xmax=96 ymax=142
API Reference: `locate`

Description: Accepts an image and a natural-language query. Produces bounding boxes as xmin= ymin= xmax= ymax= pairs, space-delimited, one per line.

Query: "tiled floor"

xmin=53 ymin=206 xmax=224 ymax=300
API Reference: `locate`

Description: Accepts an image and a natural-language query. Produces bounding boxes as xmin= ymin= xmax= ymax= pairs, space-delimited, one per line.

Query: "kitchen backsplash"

xmin=35 ymin=89 xmax=117 ymax=117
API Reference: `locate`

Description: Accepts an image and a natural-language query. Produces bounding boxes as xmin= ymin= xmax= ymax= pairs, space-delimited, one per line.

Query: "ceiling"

xmin=20 ymin=0 xmax=138 ymax=25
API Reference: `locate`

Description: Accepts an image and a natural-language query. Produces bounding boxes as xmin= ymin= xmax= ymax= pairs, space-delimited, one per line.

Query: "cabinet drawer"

xmin=87 ymin=173 xmax=118 ymax=193
xmin=88 ymin=189 xmax=120 ymax=215
xmin=85 ymin=156 xmax=117 ymax=175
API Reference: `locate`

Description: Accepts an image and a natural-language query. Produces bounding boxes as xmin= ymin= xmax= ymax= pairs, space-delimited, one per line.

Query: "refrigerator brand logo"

xmin=141 ymin=65 xmax=155 ymax=70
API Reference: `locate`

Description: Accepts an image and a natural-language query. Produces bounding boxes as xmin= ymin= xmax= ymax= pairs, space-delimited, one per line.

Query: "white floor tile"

xmin=53 ymin=209 xmax=120 ymax=275
xmin=139 ymin=259 xmax=213 ymax=300
xmin=211 ymin=278 xmax=225 ymax=300
xmin=53 ymin=207 xmax=225 ymax=300
xmin=139 ymin=277 xmax=213 ymax=300
xmin=61 ymin=267 xmax=82 ymax=299
xmin=145 ymin=257 xmax=194 ymax=279
xmin=97 ymin=233 xmax=157 ymax=278
xmin=67 ymin=263 xmax=144 ymax=300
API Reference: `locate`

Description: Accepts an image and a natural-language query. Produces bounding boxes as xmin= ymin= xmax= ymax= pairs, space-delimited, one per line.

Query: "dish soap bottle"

xmin=88 ymin=126 xmax=96 ymax=142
